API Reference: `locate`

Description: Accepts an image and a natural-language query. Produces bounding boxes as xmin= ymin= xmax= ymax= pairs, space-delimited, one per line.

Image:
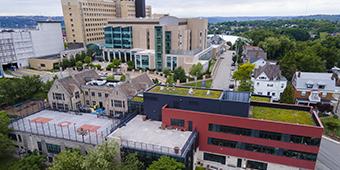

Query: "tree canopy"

xmin=9 ymin=152 xmax=46 ymax=170
xmin=189 ymin=63 xmax=204 ymax=78
xmin=280 ymin=83 xmax=295 ymax=104
xmin=232 ymin=63 xmax=255 ymax=81
xmin=49 ymin=149 xmax=84 ymax=170
xmin=173 ymin=67 xmax=186 ymax=83
xmin=147 ymin=156 xmax=185 ymax=170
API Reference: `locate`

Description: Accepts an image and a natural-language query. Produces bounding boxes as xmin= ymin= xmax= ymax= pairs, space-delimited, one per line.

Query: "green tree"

xmin=120 ymin=75 xmax=126 ymax=81
xmin=82 ymin=141 xmax=119 ymax=170
xmin=280 ymin=83 xmax=295 ymax=104
xmin=148 ymin=156 xmax=184 ymax=170
xmin=238 ymin=80 xmax=253 ymax=92
xmin=84 ymin=56 xmax=92 ymax=65
xmin=325 ymin=120 xmax=340 ymax=135
xmin=190 ymin=63 xmax=204 ymax=79
xmin=282 ymin=28 xmax=310 ymax=41
xmin=49 ymin=149 xmax=84 ymax=170
xmin=244 ymin=29 xmax=276 ymax=46
xmin=0 ymin=111 xmax=13 ymax=158
xmin=232 ymin=63 xmax=255 ymax=81
xmin=173 ymin=67 xmax=186 ymax=83
xmin=120 ymin=153 xmax=144 ymax=170
xmin=259 ymin=36 xmax=296 ymax=60
xmin=9 ymin=152 xmax=46 ymax=170
xmin=127 ymin=61 xmax=135 ymax=70
xmin=162 ymin=68 xmax=172 ymax=77
xmin=76 ymin=61 xmax=83 ymax=70
xmin=166 ymin=75 xmax=175 ymax=85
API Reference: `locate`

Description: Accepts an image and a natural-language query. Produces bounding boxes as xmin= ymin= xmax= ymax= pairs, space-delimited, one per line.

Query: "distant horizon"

xmin=1 ymin=14 xmax=340 ymax=18
xmin=1 ymin=0 xmax=340 ymax=17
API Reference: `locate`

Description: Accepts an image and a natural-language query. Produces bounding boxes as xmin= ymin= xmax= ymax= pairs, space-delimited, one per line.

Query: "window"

xmin=114 ymin=100 xmax=123 ymax=107
xmin=92 ymin=101 xmax=96 ymax=106
xmin=257 ymin=82 xmax=260 ymax=86
xmin=244 ymin=143 xmax=275 ymax=155
xmin=209 ymin=124 xmax=251 ymax=136
xmin=91 ymin=92 xmax=95 ymax=96
xmin=318 ymin=85 xmax=325 ymax=89
xmin=281 ymin=84 xmax=285 ymax=88
xmin=75 ymin=91 xmax=80 ymax=99
xmin=85 ymin=91 xmax=89 ymax=96
xmin=259 ymin=131 xmax=282 ymax=141
xmin=46 ymin=143 xmax=61 ymax=154
xmin=40 ymin=64 xmax=46 ymax=67
xmin=86 ymin=100 xmax=90 ymax=105
xmin=306 ymin=84 xmax=313 ymax=88
xmin=272 ymin=93 xmax=276 ymax=96
xmin=54 ymin=93 xmax=64 ymax=100
xmin=283 ymin=150 xmax=317 ymax=161
xmin=290 ymin=135 xmax=321 ymax=146
xmin=208 ymin=138 xmax=237 ymax=148
xmin=301 ymin=91 xmax=306 ymax=96
xmin=105 ymin=93 xmax=109 ymax=98
xmin=267 ymin=84 xmax=273 ymax=87
xmin=203 ymin=153 xmax=226 ymax=165
xmin=170 ymin=118 xmax=185 ymax=127
xmin=98 ymin=93 xmax=102 ymax=97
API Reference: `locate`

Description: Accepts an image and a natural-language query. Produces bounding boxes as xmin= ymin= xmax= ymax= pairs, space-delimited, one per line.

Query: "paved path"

xmin=211 ymin=50 xmax=234 ymax=90
xmin=316 ymin=137 xmax=340 ymax=170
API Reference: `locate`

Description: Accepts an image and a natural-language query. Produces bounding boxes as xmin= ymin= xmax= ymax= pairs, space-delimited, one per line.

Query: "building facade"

xmin=48 ymin=70 xmax=153 ymax=116
xmin=61 ymin=0 xmax=152 ymax=44
xmin=292 ymin=72 xmax=336 ymax=105
xmin=0 ymin=22 xmax=64 ymax=69
xmin=139 ymin=85 xmax=323 ymax=170
xmin=103 ymin=16 xmax=211 ymax=72
xmin=252 ymin=64 xmax=287 ymax=101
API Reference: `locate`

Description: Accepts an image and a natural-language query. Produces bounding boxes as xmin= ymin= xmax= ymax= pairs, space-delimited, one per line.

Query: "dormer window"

xmin=318 ymin=85 xmax=326 ymax=89
xmin=259 ymin=77 xmax=266 ymax=80
xmin=306 ymin=84 xmax=313 ymax=89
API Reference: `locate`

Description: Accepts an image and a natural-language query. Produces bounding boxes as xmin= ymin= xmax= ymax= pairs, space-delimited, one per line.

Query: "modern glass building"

xmin=104 ymin=26 xmax=132 ymax=49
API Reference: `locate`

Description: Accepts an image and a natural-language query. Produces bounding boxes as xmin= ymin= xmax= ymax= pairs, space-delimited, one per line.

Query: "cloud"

xmin=0 ymin=0 xmax=339 ymax=17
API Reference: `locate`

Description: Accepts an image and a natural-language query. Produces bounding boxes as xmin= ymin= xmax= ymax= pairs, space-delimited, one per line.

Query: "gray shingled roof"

xmin=254 ymin=64 xmax=282 ymax=81
xmin=57 ymin=70 xmax=99 ymax=94
xmin=119 ymin=73 xmax=154 ymax=98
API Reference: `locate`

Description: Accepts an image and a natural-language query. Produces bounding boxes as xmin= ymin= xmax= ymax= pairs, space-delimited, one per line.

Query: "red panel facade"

xmin=162 ymin=106 xmax=323 ymax=170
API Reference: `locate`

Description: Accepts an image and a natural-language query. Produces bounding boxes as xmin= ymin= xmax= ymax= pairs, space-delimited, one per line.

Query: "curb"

xmin=322 ymin=136 xmax=340 ymax=144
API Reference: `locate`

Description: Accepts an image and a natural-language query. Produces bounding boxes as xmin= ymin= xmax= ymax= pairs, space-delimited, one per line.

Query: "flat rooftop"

xmin=148 ymin=85 xmax=223 ymax=99
xmin=251 ymin=106 xmax=315 ymax=126
xmin=10 ymin=110 xmax=116 ymax=145
xmin=108 ymin=115 xmax=192 ymax=156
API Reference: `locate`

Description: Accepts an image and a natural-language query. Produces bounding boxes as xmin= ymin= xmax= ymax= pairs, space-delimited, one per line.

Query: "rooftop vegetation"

xmin=149 ymin=85 xmax=222 ymax=99
xmin=252 ymin=106 xmax=314 ymax=126
xmin=251 ymin=96 xmax=271 ymax=102
xmin=131 ymin=96 xmax=144 ymax=103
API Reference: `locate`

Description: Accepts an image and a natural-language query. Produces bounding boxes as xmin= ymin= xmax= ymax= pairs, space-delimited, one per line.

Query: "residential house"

xmin=48 ymin=70 xmax=153 ymax=116
xmin=292 ymin=72 xmax=336 ymax=105
xmin=242 ymin=45 xmax=267 ymax=64
xmin=252 ymin=64 xmax=287 ymax=101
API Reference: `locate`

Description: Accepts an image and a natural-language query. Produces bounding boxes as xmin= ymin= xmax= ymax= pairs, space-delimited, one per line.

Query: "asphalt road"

xmin=316 ymin=137 xmax=340 ymax=170
xmin=211 ymin=50 xmax=234 ymax=90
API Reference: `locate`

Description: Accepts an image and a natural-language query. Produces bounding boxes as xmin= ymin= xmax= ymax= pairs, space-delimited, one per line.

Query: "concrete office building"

xmin=61 ymin=0 xmax=117 ymax=44
xmin=146 ymin=5 xmax=152 ymax=17
xmin=103 ymin=16 xmax=215 ymax=72
xmin=0 ymin=22 xmax=64 ymax=69
xmin=61 ymin=0 xmax=152 ymax=44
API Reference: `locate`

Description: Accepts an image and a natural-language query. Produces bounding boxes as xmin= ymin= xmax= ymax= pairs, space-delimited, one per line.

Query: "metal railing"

xmin=9 ymin=112 xmax=139 ymax=145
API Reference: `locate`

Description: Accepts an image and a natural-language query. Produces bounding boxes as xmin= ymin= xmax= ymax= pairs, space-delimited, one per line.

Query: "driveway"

xmin=211 ymin=50 xmax=234 ymax=90
xmin=316 ymin=137 xmax=340 ymax=170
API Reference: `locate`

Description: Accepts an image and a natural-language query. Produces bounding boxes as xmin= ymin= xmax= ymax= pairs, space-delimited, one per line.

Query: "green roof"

xmin=251 ymin=96 xmax=271 ymax=102
xmin=149 ymin=85 xmax=222 ymax=99
xmin=131 ymin=96 xmax=144 ymax=102
xmin=252 ymin=106 xmax=315 ymax=126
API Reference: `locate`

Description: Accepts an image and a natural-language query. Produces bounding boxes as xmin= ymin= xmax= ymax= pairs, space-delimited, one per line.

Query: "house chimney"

xmin=297 ymin=71 xmax=301 ymax=78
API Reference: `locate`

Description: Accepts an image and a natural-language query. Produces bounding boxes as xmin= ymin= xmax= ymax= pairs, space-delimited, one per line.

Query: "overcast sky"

xmin=0 ymin=0 xmax=339 ymax=17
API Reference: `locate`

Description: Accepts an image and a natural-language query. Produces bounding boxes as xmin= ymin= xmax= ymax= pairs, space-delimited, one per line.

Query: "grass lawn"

xmin=252 ymin=106 xmax=315 ymax=126
xmin=183 ymin=79 xmax=213 ymax=88
xmin=149 ymin=85 xmax=222 ymax=99
xmin=251 ymin=96 xmax=271 ymax=102
xmin=320 ymin=116 xmax=340 ymax=140
xmin=131 ymin=96 xmax=144 ymax=102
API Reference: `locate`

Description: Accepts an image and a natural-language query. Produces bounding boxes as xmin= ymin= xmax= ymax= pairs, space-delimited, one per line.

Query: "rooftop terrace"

xmin=148 ymin=85 xmax=223 ymax=99
xmin=108 ymin=115 xmax=195 ymax=157
xmin=10 ymin=110 xmax=117 ymax=145
xmin=251 ymin=106 xmax=315 ymax=126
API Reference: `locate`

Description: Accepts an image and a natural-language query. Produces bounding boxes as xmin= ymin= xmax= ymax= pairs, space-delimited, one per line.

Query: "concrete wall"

xmin=31 ymin=23 xmax=64 ymax=58
xmin=29 ymin=58 xmax=59 ymax=70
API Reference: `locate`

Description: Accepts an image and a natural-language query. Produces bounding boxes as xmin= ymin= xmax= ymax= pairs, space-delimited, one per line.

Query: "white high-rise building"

xmin=0 ymin=21 xmax=64 ymax=69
